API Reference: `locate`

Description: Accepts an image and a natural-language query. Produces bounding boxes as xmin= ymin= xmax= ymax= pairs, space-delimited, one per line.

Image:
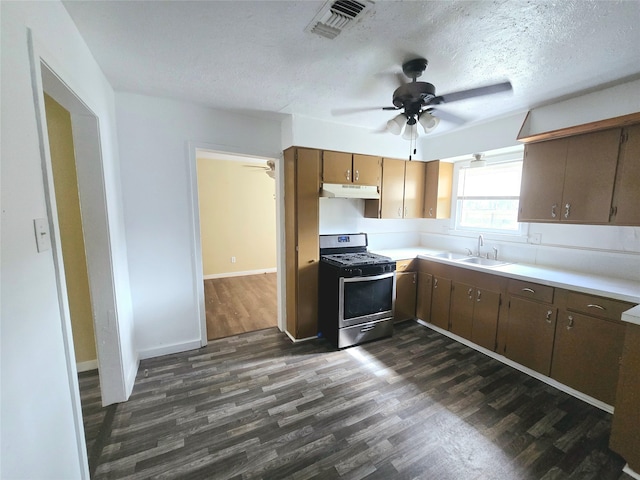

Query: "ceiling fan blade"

xmin=331 ymin=107 xmax=389 ymax=116
xmin=431 ymin=81 xmax=512 ymax=105
xmin=429 ymin=108 xmax=466 ymax=125
xmin=382 ymin=106 xmax=400 ymax=111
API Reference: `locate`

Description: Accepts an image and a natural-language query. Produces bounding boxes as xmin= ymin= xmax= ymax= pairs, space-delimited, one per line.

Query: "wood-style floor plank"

xmin=205 ymin=273 xmax=277 ymax=340
xmin=82 ymin=321 xmax=634 ymax=479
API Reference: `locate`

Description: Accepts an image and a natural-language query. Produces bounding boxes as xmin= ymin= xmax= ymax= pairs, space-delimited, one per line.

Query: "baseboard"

xmin=416 ymin=320 xmax=614 ymax=414
xmin=624 ymin=464 xmax=640 ymax=480
xmin=284 ymin=330 xmax=317 ymax=343
xmin=137 ymin=340 xmax=203 ymax=360
xmin=204 ymin=268 xmax=276 ymax=280
xmin=76 ymin=359 xmax=98 ymax=373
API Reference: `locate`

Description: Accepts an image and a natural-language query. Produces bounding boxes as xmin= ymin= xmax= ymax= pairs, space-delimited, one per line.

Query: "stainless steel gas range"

xmin=318 ymin=233 xmax=396 ymax=349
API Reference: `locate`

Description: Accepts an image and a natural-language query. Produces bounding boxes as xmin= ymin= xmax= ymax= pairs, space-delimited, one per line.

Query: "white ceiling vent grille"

xmin=305 ymin=0 xmax=374 ymax=39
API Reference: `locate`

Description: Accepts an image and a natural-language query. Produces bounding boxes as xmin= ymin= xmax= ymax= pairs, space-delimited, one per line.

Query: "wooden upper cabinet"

xmin=322 ymin=151 xmax=381 ymax=186
xmin=518 ymin=138 xmax=568 ymax=222
xmin=424 ymin=161 xmax=453 ymax=219
xmin=322 ymin=151 xmax=352 ymax=183
xmin=404 ymin=161 xmax=426 ymax=218
xmin=352 ymin=154 xmax=381 ymax=186
xmin=518 ymin=127 xmax=625 ymax=224
xmin=561 ymin=128 xmax=621 ymax=223
xmin=380 ymin=158 xmax=406 ymax=218
xmin=611 ymin=124 xmax=640 ymax=225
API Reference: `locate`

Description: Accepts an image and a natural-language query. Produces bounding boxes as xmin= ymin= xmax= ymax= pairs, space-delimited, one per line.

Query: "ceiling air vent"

xmin=305 ymin=0 xmax=374 ymax=39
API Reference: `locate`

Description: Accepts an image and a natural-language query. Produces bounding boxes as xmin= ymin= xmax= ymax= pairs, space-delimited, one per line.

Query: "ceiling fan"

xmin=242 ymin=160 xmax=276 ymax=179
xmin=336 ymin=58 xmax=512 ymax=140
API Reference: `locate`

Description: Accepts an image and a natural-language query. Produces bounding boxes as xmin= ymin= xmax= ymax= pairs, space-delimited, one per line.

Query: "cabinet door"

xmin=352 ymin=154 xmax=381 ymax=186
xmin=610 ymin=323 xmax=640 ymax=472
xmin=322 ymin=151 xmax=352 ymax=184
xmin=403 ymin=161 xmax=426 ymax=218
xmin=611 ymin=124 xmax=640 ymax=225
xmin=416 ymin=272 xmax=433 ymax=322
xmin=551 ymin=311 xmax=625 ymax=405
xmin=505 ymin=297 xmax=557 ymax=375
xmin=380 ymin=158 xmax=406 ymax=219
xmin=450 ymin=282 xmax=475 ymax=340
xmin=430 ymin=276 xmax=451 ymax=330
xmin=424 ymin=161 xmax=453 ymax=219
xmin=518 ymin=139 xmax=568 ymax=222
xmin=561 ymin=129 xmax=621 ymax=223
xmin=395 ymin=271 xmax=417 ymax=322
xmin=471 ymin=289 xmax=500 ymax=351
xmin=296 ymin=148 xmax=320 ymax=338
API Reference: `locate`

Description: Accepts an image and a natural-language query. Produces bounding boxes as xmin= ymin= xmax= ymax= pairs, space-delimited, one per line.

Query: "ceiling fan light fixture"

xmin=386 ymin=114 xmax=405 ymax=135
xmin=419 ymin=112 xmax=440 ymax=133
xmin=402 ymin=122 xmax=418 ymax=141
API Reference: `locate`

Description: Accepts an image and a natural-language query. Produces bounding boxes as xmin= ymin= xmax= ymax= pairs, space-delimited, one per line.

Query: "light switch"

xmin=33 ymin=218 xmax=51 ymax=252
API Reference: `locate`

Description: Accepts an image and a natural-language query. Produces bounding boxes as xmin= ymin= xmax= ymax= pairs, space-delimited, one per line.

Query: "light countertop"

xmin=371 ymin=247 xmax=640 ymax=307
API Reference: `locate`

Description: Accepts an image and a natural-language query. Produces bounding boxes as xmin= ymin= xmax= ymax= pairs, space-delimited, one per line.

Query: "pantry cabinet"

xmin=322 ymin=150 xmax=381 ymax=186
xmin=284 ymin=147 xmax=320 ymax=339
xmin=423 ymin=160 xmax=453 ymax=219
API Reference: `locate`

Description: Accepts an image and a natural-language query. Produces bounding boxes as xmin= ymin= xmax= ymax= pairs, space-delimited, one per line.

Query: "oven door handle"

xmin=342 ymin=271 xmax=395 ymax=283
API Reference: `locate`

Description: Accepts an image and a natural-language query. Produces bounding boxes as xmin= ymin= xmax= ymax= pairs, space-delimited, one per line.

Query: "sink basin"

xmin=457 ymin=257 xmax=512 ymax=267
xmin=431 ymin=252 xmax=470 ymax=260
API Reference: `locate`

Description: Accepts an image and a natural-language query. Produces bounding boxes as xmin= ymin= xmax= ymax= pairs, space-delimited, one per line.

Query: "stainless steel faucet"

xmin=477 ymin=234 xmax=484 ymax=256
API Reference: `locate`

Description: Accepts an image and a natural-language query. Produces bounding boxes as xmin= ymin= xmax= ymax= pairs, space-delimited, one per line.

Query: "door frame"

xmin=186 ymin=142 xmax=285 ymax=344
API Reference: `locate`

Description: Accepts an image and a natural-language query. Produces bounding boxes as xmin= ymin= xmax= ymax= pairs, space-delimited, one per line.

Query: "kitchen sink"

xmin=457 ymin=256 xmax=512 ymax=267
xmin=431 ymin=252 xmax=471 ymax=260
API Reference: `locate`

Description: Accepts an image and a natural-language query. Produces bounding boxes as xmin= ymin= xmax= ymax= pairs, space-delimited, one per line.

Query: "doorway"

xmin=195 ymin=150 xmax=279 ymax=340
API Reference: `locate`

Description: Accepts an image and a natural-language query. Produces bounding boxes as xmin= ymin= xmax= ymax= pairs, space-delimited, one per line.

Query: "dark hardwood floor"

xmin=82 ymin=321 xmax=632 ymax=479
xmin=205 ymin=273 xmax=278 ymax=340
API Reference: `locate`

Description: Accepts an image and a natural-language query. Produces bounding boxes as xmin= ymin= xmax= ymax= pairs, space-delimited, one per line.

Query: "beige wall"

xmin=197 ymin=157 xmax=277 ymax=275
xmin=44 ymin=94 xmax=97 ymax=364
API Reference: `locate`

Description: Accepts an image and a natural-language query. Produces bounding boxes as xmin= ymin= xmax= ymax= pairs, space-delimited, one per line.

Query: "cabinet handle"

xmin=476 ymin=290 xmax=482 ymax=302
xmin=545 ymin=310 xmax=553 ymax=323
xmin=564 ymin=203 xmax=571 ymax=219
xmin=468 ymin=287 xmax=473 ymax=299
xmin=551 ymin=204 xmax=557 ymax=218
xmin=404 ymin=207 xmax=408 ymax=217
xmin=521 ymin=288 xmax=535 ymax=294
xmin=346 ymin=169 xmax=351 ymax=181
xmin=429 ymin=207 xmax=434 ymax=217
xmin=397 ymin=207 xmax=402 ymax=217
xmin=567 ymin=315 xmax=574 ymax=329
xmin=355 ymin=170 xmax=359 ymax=181
xmin=434 ymin=278 xmax=438 ymax=288
xmin=587 ymin=304 xmax=606 ymax=311
xmin=360 ymin=325 xmax=376 ymax=333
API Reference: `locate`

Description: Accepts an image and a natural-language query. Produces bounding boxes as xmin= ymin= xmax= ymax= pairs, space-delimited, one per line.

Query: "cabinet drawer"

xmin=508 ymin=279 xmax=554 ymax=303
xmin=396 ymin=259 xmax=416 ymax=272
xmin=566 ymin=291 xmax=634 ymax=321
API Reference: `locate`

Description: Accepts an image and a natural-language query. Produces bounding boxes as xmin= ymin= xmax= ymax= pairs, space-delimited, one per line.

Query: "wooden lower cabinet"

xmin=394 ymin=271 xmax=417 ymax=322
xmin=471 ymin=288 xmax=501 ymax=351
xmin=430 ymin=276 xmax=451 ymax=330
xmin=415 ymin=272 xmax=433 ymax=322
xmin=551 ymin=310 xmax=625 ymax=405
xmin=450 ymin=282 xmax=475 ymax=340
xmin=610 ymin=323 xmax=640 ymax=472
xmin=505 ymin=297 xmax=557 ymax=375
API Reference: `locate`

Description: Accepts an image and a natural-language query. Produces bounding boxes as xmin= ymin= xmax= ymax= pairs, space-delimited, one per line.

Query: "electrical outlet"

xmin=231 ymin=256 xmax=236 ymax=263
xmin=529 ymin=233 xmax=541 ymax=245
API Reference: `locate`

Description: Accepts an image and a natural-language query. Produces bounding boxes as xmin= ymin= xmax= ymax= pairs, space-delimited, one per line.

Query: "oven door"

xmin=338 ymin=272 xmax=396 ymax=328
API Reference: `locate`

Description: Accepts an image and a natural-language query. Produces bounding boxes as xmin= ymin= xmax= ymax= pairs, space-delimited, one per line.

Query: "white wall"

xmin=1 ymin=2 xmax=136 ymax=478
xmin=115 ymin=93 xmax=282 ymax=358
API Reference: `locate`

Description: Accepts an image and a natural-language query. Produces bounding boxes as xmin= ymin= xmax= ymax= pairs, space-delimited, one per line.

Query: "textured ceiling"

xmin=63 ymin=0 xmax=640 ymax=135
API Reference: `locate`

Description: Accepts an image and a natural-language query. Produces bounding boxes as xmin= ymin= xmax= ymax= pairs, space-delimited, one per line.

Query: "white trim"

xmin=624 ymin=464 xmax=640 ymax=480
xmin=137 ymin=340 xmax=203 ymax=360
xmin=76 ymin=360 xmax=98 ymax=373
xmin=203 ymin=268 xmax=277 ymax=280
xmin=284 ymin=330 xmax=317 ymax=343
xmin=416 ymin=320 xmax=614 ymax=414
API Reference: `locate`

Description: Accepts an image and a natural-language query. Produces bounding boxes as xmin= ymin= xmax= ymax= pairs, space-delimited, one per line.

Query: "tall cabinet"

xmin=284 ymin=147 xmax=320 ymax=339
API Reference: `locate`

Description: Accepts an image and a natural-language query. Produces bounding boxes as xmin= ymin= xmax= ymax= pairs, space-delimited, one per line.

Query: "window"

xmin=454 ymin=159 xmax=524 ymax=235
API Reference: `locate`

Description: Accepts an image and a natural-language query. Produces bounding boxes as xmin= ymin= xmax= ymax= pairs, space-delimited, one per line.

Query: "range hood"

xmin=320 ymin=183 xmax=379 ymax=199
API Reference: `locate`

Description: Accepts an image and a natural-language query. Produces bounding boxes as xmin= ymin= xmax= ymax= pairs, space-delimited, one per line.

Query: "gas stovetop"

xmin=321 ymin=252 xmax=393 ymax=267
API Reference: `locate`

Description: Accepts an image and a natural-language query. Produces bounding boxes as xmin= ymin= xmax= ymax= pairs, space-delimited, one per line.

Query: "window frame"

xmin=450 ymin=149 xmax=529 ymax=241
